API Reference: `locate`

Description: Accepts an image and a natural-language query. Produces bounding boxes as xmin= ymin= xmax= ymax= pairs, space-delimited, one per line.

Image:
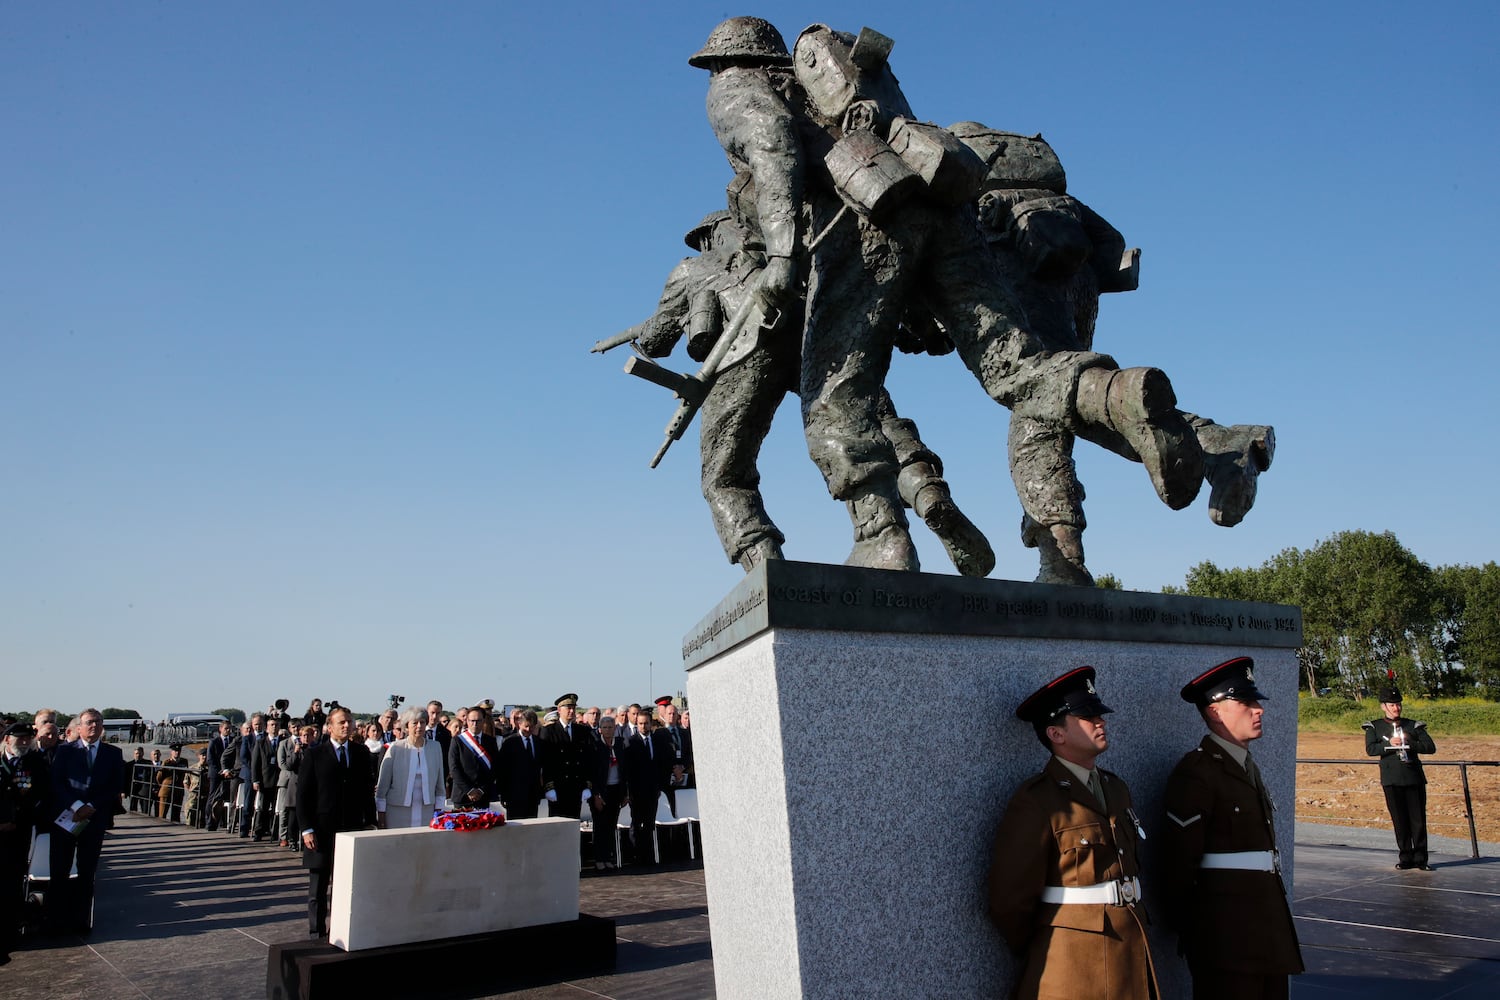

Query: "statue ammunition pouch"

xmin=686 ymin=286 xmax=723 ymax=363
xmin=948 ymin=122 xmax=1068 ymax=196
xmin=824 ymin=128 xmax=924 ymax=221
xmin=887 ymin=118 xmax=987 ymax=207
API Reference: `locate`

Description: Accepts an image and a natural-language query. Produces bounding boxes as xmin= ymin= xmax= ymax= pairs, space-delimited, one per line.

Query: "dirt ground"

xmin=1296 ymin=732 xmax=1500 ymax=844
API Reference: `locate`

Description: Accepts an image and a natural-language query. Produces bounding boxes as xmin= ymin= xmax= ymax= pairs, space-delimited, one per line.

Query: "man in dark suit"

xmin=498 ymin=710 xmax=544 ymax=819
xmin=232 ymin=714 xmax=263 ymax=837
xmin=252 ymin=723 xmax=285 ymax=841
xmin=424 ymin=700 xmax=453 ymax=770
xmin=205 ymin=721 xmax=231 ymax=830
xmin=623 ymin=712 xmax=662 ymax=866
xmin=651 ymin=696 xmax=693 ymax=816
xmin=296 ymin=706 xmax=376 ymax=939
xmin=47 ymin=708 xmax=125 ymax=934
xmin=448 ymin=706 xmax=501 ymax=808
xmin=539 ymin=693 xmax=594 ymax=819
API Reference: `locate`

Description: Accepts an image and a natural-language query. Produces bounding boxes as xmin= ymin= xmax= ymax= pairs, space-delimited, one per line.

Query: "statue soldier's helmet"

xmin=684 ymin=210 xmax=731 ymax=250
xmin=688 ymin=16 xmax=792 ymax=69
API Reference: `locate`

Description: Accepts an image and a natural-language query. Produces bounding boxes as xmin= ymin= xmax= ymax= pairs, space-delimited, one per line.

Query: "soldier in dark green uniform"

xmin=1163 ymin=656 xmax=1303 ymax=1000
xmin=1363 ymin=674 xmax=1437 ymax=871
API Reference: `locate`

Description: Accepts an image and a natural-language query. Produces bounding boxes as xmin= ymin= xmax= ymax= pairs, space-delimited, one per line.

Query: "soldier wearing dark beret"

xmin=987 ymin=667 xmax=1159 ymax=1000
xmin=1363 ymin=673 xmax=1437 ymax=871
xmin=1162 ymin=656 xmax=1303 ymax=1000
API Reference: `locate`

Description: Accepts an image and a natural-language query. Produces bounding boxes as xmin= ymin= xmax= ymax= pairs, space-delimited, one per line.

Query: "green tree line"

xmin=1167 ymin=530 xmax=1500 ymax=700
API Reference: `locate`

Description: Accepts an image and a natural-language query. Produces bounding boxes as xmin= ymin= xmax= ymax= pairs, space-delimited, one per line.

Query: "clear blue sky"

xmin=4 ymin=2 xmax=1496 ymax=718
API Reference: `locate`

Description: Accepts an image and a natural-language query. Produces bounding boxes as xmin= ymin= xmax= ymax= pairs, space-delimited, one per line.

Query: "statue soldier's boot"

xmin=1022 ymin=516 xmax=1094 ymax=587
xmin=1191 ymin=418 xmax=1276 ymax=527
xmin=898 ymin=461 xmax=995 ymax=578
xmin=845 ymin=483 xmax=920 ymax=572
xmin=737 ymin=536 xmax=785 ymax=572
xmin=1074 ymin=367 xmax=1205 ymax=510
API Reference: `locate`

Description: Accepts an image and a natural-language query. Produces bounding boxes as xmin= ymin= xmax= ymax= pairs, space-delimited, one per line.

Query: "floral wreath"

xmin=430 ymin=809 xmax=506 ymax=831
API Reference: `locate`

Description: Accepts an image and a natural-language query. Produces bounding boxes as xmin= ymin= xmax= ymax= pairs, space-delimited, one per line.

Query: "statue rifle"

xmin=591 ymin=322 xmax=646 ymax=354
xmin=622 ymin=274 xmax=775 ymax=468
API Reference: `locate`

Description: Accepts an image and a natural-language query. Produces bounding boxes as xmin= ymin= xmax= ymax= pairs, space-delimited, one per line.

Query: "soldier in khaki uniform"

xmin=988 ymin=667 xmax=1158 ymax=1000
xmin=1163 ymin=657 xmax=1303 ymax=1000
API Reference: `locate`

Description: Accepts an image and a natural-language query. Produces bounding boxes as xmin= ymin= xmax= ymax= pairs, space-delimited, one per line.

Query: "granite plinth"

xmin=267 ymin=914 xmax=616 ymax=1000
xmin=684 ymin=562 xmax=1303 ymax=1000
xmin=329 ymin=817 xmax=579 ymax=951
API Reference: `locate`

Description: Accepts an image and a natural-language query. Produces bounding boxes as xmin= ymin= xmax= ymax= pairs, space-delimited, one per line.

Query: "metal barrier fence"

xmin=125 ymin=760 xmax=297 ymax=839
xmin=1295 ymin=757 xmax=1499 ymax=858
xmin=125 ymin=762 xmax=212 ymax=827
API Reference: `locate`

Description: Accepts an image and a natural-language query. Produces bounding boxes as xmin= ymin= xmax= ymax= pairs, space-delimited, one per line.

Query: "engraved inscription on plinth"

xmin=683 ymin=560 xmax=1302 ymax=667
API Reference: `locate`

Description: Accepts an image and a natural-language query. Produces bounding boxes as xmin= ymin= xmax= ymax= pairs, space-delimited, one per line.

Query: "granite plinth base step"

xmin=267 ymin=914 xmax=616 ymax=1000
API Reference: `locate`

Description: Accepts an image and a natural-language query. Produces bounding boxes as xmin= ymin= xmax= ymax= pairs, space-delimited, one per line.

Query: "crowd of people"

xmin=191 ymin=694 xmax=693 ymax=853
xmin=0 ymin=694 xmax=697 ymax=951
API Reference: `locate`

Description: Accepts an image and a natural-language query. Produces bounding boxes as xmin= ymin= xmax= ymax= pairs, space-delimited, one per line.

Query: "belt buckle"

xmin=1118 ymin=879 xmax=1137 ymax=905
xmin=1271 ymin=850 xmax=1282 ymax=875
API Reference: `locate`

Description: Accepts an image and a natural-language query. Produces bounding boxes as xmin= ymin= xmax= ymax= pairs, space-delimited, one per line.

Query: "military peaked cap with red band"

xmin=1015 ymin=666 xmax=1113 ymax=724
xmin=1179 ymin=656 xmax=1269 ymax=707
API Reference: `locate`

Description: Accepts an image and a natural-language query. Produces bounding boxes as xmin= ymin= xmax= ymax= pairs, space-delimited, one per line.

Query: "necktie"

xmin=1244 ymin=753 xmax=1271 ymax=812
xmin=1087 ymin=770 xmax=1106 ymax=810
xmin=524 ymin=737 xmax=533 ymax=758
xmin=337 ymin=744 xmax=347 ymax=768
xmin=88 ymin=743 xmax=97 ymax=769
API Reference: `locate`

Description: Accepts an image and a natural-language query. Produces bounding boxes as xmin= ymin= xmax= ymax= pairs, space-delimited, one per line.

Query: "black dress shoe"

xmin=1395 ymin=862 xmax=1412 ymax=870
xmin=1418 ymin=864 xmax=1436 ymax=871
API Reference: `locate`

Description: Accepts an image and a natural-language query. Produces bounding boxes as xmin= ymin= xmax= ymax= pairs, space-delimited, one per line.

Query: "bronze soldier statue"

xmin=959 ymin=124 xmax=1275 ymax=584
xmin=608 ymin=206 xmax=994 ymax=575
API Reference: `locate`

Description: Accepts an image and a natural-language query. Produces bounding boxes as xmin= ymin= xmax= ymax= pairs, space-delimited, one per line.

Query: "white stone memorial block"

xmin=329 ymin=816 xmax=579 ymax=951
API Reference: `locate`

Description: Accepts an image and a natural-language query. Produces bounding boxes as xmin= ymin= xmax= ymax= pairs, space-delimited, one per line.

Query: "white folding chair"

xmin=615 ymin=803 xmax=636 ymax=864
xmin=27 ymin=831 xmax=88 ymax=926
xmin=656 ymin=790 xmax=695 ymax=860
xmin=673 ymin=788 xmax=702 ymax=854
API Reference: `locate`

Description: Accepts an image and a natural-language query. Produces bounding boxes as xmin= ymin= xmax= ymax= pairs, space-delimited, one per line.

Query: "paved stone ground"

xmin=4 ymin=815 xmax=1497 ymax=999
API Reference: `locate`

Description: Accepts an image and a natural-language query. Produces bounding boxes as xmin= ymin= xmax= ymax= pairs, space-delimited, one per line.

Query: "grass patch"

xmin=1298 ymin=693 xmax=1500 ymax=736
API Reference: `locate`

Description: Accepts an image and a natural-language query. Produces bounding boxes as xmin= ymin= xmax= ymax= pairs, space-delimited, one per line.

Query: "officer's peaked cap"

xmin=1180 ymin=656 xmax=1268 ymax=708
xmin=1015 ymin=666 xmax=1113 ymax=725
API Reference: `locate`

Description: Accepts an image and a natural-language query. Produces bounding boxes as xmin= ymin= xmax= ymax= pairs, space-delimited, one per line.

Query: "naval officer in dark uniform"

xmin=1162 ymin=656 xmax=1303 ymax=1000
xmin=1363 ymin=674 xmax=1437 ymax=871
xmin=988 ymin=667 xmax=1159 ymax=1000
xmin=539 ymin=693 xmax=594 ymax=819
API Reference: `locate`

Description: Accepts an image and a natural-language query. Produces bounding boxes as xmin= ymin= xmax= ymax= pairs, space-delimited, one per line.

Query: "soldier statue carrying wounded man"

xmin=596 ymin=17 xmax=1275 ymax=586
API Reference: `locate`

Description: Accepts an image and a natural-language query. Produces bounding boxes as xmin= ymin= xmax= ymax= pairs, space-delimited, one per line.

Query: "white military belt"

xmin=1039 ymin=876 xmax=1142 ymax=906
xmin=1199 ymin=850 xmax=1278 ymax=872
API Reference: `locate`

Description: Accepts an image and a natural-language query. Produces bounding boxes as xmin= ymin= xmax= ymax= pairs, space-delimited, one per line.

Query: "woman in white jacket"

xmin=376 ymin=707 xmax=447 ymax=828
